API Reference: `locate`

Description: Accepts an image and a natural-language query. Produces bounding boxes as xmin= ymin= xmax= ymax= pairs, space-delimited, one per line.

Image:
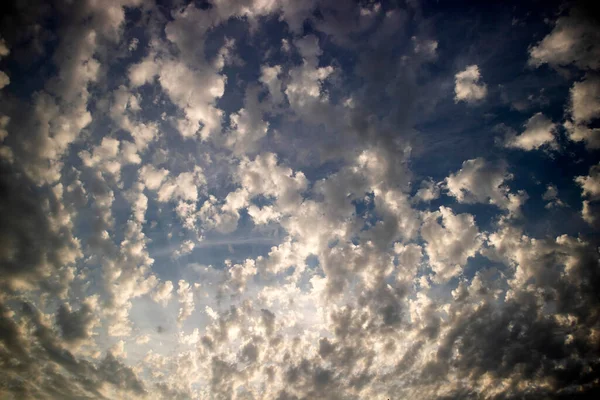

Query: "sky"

xmin=0 ymin=0 xmax=599 ymax=398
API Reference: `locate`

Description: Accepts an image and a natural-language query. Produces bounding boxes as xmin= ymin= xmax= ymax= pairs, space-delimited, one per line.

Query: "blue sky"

xmin=0 ymin=0 xmax=599 ymax=399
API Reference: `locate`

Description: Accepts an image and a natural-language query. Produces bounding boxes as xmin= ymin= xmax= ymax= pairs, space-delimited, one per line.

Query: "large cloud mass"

xmin=0 ymin=0 xmax=599 ymax=399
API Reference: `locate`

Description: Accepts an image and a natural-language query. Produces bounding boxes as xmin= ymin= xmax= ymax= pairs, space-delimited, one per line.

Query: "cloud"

xmin=414 ymin=178 xmax=441 ymax=203
xmin=576 ymin=163 xmax=600 ymax=225
xmin=576 ymin=163 xmax=600 ymax=201
xmin=421 ymin=206 xmax=483 ymax=282
xmin=528 ymin=4 xmax=600 ymax=70
xmin=569 ymin=76 xmax=600 ymax=124
xmin=0 ymin=162 xmax=81 ymax=295
xmin=56 ymin=298 xmax=99 ymax=346
xmin=454 ymin=65 xmax=487 ymax=103
xmin=0 ymin=1 xmax=599 ymax=399
xmin=223 ymin=85 xmax=269 ymax=154
xmin=139 ymin=164 xmax=169 ymax=190
xmin=79 ymin=137 xmax=141 ymax=182
xmin=542 ymin=184 xmax=565 ymax=208
xmin=444 ymin=158 xmax=527 ymax=214
xmin=0 ymin=70 xmax=9 ymax=89
xmin=156 ymin=167 xmax=205 ymax=203
xmin=503 ymin=112 xmax=557 ymax=150
xmin=563 ymin=75 xmax=600 ymax=150
xmin=412 ymin=36 xmax=438 ymax=60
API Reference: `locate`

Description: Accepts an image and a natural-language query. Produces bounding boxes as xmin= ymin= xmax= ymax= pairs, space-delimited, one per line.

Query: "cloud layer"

xmin=0 ymin=1 xmax=599 ymax=399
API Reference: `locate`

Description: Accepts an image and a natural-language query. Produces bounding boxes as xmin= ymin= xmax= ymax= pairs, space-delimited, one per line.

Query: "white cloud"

xmin=2 ymin=2 xmax=600 ymax=399
xmin=177 ymin=280 xmax=196 ymax=324
xmin=564 ymin=121 xmax=600 ymax=150
xmin=454 ymin=65 xmax=487 ymax=103
xmin=575 ymin=163 xmax=600 ymax=201
xmin=421 ymin=206 xmax=483 ymax=282
xmin=260 ymin=65 xmax=284 ymax=105
xmin=79 ymin=137 xmax=141 ymax=181
xmin=504 ymin=112 xmax=557 ymax=150
xmin=569 ymin=76 xmax=600 ymax=124
xmin=575 ymin=163 xmax=600 ymax=226
xmin=581 ymin=200 xmax=599 ymax=226
xmin=285 ymin=35 xmax=335 ymax=117
xmin=445 ymin=158 xmax=527 ymax=213
xmin=152 ymin=280 xmax=174 ymax=307
xmin=414 ymin=178 xmax=440 ymax=203
xmin=224 ymin=85 xmax=269 ymax=154
xmin=528 ymin=7 xmax=600 ymax=70
xmin=156 ymin=167 xmax=205 ymax=203
xmin=139 ymin=164 xmax=169 ymax=190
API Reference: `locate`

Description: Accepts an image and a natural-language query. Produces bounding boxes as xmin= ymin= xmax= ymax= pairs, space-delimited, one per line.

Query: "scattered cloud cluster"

xmin=0 ymin=1 xmax=599 ymax=399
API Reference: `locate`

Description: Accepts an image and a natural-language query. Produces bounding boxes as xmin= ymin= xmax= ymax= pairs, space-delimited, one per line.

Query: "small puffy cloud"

xmin=260 ymin=65 xmax=284 ymax=105
xmin=394 ymin=243 xmax=423 ymax=281
xmin=575 ymin=163 xmax=600 ymax=201
xmin=563 ymin=75 xmax=599 ymax=151
xmin=0 ymin=37 xmax=9 ymax=57
xmin=414 ymin=178 xmax=440 ymax=203
xmin=564 ymin=121 xmax=600 ymax=150
xmin=109 ymin=339 xmax=127 ymax=359
xmin=139 ymin=164 xmax=170 ymax=190
xmin=528 ymin=6 xmax=600 ymax=70
xmin=575 ymin=163 xmax=600 ymax=226
xmin=581 ymin=200 xmax=600 ymax=226
xmin=0 ymin=70 xmax=9 ymax=89
xmin=454 ymin=65 xmax=487 ymax=103
xmin=177 ymin=279 xmax=196 ymax=324
xmin=569 ymin=76 xmax=600 ymax=124
xmin=156 ymin=167 xmax=205 ymax=203
xmin=135 ymin=334 xmax=150 ymax=344
xmin=421 ymin=206 xmax=483 ymax=282
xmin=445 ymin=158 xmax=527 ymax=213
xmin=285 ymin=35 xmax=335 ymax=116
xmin=152 ymin=280 xmax=174 ymax=306
xmin=504 ymin=112 xmax=557 ymax=150
xmin=79 ymin=137 xmax=141 ymax=181
xmin=542 ymin=184 xmax=565 ymax=209
xmin=411 ymin=36 xmax=438 ymax=60
xmin=224 ymin=85 xmax=269 ymax=154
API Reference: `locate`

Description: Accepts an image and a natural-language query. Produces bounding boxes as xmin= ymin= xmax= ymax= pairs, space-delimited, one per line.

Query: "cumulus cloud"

xmin=444 ymin=158 xmax=527 ymax=214
xmin=176 ymin=280 xmax=196 ymax=324
xmin=454 ymin=65 xmax=487 ymax=103
xmin=528 ymin=4 xmax=600 ymax=70
xmin=569 ymin=76 xmax=600 ymax=124
xmin=414 ymin=178 xmax=441 ymax=203
xmin=503 ymin=112 xmax=557 ymax=150
xmin=576 ymin=163 xmax=600 ymax=225
xmin=542 ymin=184 xmax=565 ymax=208
xmin=156 ymin=167 xmax=205 ymax=203
xmin=576 ymin=163 xmax=600 ymax=200
xmin=564 ymin=75 xmax=600 ymax=149
xmin=421 ymin=206 xmax=483 ymax=282
xmin=0 ymin=1 xmax=599 ymax=399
